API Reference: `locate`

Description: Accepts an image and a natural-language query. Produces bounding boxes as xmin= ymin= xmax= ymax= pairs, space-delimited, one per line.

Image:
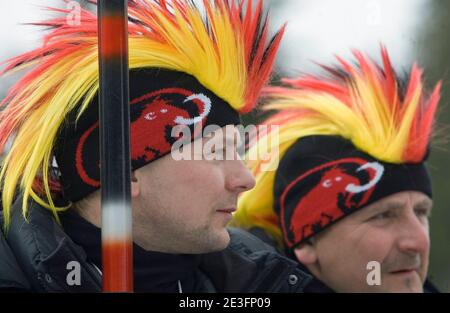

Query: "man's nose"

xmin=397 ymin=212 xmax=430 ymax=255
xmin=225 ymin=159 xmax=256 ymax=193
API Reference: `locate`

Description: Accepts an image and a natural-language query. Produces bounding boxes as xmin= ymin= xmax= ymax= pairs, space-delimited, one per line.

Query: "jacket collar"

xmin=5 ymin=197 xmax=102 ymax=292
xmin=200 ymin=228 xmax=312 ymax=292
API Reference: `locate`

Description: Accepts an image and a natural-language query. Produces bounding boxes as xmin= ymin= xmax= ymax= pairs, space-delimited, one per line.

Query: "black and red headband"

xmin=54 ymin=68 xmax=240 ymax=202
xmin=274 ymin=135 xmax=432 ymax=249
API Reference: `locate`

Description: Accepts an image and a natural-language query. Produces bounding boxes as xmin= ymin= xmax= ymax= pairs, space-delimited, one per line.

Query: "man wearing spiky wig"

xmin=233 ymin=47 xmax=442 ymax=293
xmin=0 ymin=0 xmax=314 ymax=293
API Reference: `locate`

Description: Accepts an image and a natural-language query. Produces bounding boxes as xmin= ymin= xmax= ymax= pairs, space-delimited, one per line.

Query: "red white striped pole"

xmin=97 ymin=0 xmax=133 ymax=292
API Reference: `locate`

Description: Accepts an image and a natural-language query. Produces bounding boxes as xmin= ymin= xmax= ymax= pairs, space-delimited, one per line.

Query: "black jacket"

xmin=0 ymin=198 xmax=312 ymax=293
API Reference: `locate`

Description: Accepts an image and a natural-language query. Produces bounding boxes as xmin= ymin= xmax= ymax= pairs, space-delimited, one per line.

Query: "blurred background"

xmin=1 ymin=0 xmax=449 ymax=291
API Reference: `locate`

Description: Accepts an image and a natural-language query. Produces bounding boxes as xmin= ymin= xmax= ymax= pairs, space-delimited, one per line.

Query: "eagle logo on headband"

xmin=75 ymin=88 xmax=211 ymax=188
xmin=280 ymin=158 xmax=384 ymax=245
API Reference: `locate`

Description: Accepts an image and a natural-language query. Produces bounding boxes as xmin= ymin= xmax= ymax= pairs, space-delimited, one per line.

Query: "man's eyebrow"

xmin=371 ymin=198 xmax=433 ymax=214
xmin=360 ymin=200 xmax=404 ymax=218
xmin=414 ymin=198 xmax=433 ymax=210
xmin=376 ymin=201 xmax=404 ymax=212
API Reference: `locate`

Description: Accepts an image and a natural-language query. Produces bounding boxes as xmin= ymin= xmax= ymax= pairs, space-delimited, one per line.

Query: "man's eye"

xmin=415 ymin=208 xmax=431 ymax=218
xmin=372 ymin=211 xmax=394 ymax=221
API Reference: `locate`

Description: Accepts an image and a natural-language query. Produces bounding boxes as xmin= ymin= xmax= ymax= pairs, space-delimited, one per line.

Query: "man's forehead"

xmin=364 ymin=191 xmax=433 ymax=213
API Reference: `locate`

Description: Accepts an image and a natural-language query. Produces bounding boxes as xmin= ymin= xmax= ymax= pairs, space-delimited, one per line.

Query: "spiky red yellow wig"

xmin=0 ymin=0 xmax=285 ymax=228
xmin=233 ymin=46 xmax=442 ymax=244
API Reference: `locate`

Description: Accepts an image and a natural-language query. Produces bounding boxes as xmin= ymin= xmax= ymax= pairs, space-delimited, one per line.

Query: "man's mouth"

xmin=389 ymin=268 xmax=418 ymax=276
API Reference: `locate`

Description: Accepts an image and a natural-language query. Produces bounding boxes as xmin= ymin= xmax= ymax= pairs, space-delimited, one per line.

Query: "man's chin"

xmin=210 ymin=228 xmax=231 ymax=251
xmin=191 ymin=227 xmax=230 ymax=254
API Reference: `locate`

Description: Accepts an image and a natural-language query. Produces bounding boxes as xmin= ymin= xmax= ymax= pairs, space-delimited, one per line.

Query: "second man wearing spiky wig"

xmin=234 ymin=47 xmax=442 ymax=292
xmin=0 ymin=1 xmax=316 ymax=293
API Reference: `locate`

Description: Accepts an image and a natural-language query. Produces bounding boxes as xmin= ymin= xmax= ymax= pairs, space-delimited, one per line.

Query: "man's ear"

xmin=131 ymin=170 xmax=140 ymax=198
xmin=294 ymin=241 xmax=318 ymax=266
